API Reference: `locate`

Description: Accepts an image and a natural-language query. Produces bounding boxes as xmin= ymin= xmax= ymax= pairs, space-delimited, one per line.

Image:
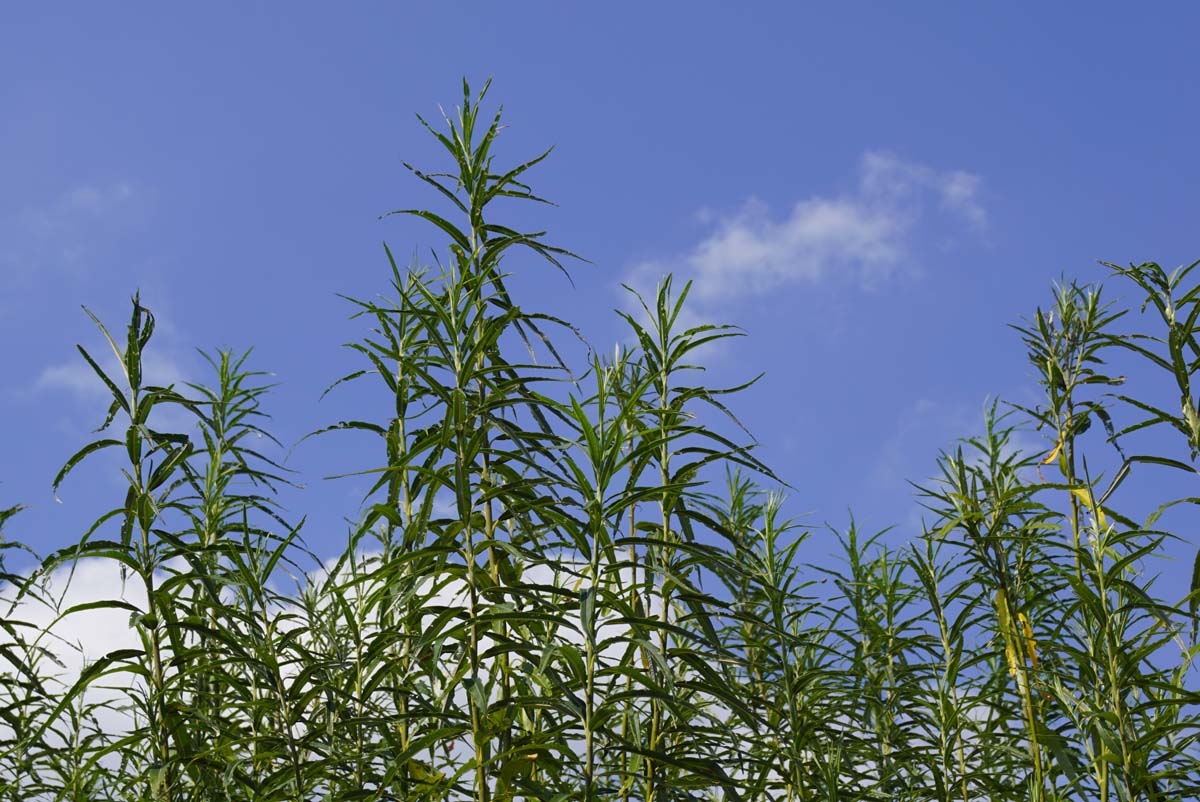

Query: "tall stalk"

xmin=15 ymin=85 xmax=1200 ymax=802
xmin=921 ymin=407 xmax=1064 ymax=799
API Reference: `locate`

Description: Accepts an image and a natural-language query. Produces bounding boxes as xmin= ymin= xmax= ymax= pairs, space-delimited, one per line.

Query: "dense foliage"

xmin=3 ymin=82 xmax=1200 ymax=801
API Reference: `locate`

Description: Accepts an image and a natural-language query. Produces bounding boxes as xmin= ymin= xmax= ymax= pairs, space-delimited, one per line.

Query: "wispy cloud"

xmin=1 ymin=181 xmax=145 ymax=283
xmin=871 ymin=398 xmax=976 ymax=497
xmin=35 ymin=350 xmax=187 ymax=402
xmin=623 ymin=152 xmax=986 ymax=309
xmin=870 ymin=397 xmax=1045 ymax=533
xmin=30 ymin=342 xmax=193 ymax=437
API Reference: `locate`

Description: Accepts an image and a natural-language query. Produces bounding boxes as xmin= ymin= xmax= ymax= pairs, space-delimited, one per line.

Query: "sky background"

xmin=4 ymin=4 xmax=1200 ymax=596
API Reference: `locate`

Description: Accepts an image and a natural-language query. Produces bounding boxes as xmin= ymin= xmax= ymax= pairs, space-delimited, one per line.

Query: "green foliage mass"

xmin=2 ymin=81 xmax=1200 ymax=801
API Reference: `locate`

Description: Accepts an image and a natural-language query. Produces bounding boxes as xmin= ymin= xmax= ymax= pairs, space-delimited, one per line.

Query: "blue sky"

xmin=3 ymin=4 xmax=1200 ymax=585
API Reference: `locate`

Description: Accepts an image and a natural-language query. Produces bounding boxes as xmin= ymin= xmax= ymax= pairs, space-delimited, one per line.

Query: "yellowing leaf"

xmin=995 ymin=591 xmax=1012 ymax=627
xmin=1018 ymin=612 xmax=1038 ymax=668
xmin=1069 ymin=487 xmax=1108 ymax=529
xmin=996 ymin=591 xmax=1019 ymax=677
xmin=1004 ymin=639 xmax=1019 ymax=677
xmin=407 ymin=759 xmax=444 ymax=783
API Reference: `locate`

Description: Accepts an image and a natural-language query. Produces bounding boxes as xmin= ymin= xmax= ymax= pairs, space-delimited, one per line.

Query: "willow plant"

xmin=1011 ymin=279 xmax=1125 ymax=582
xmin=6 ymin=82 xmax=1200 ymax=802
xmin=920 ymin=409 xmax=1068 ymax=801
xmin=907 ymin=528 xmax=988 ymax=802
xmin=719 ymin=474 xmax=836 ymax=801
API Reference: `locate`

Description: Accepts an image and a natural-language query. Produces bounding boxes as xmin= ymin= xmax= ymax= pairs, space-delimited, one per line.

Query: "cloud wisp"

xmin=26 ymin=328 xmax=195 ymax=438
xmin=623 ymin=151 xmax=986 ymax=312
xmin=35 ymin=350 xmax=187 ymax=404
xmin=0 ymin=181 xmax=145 ymax=287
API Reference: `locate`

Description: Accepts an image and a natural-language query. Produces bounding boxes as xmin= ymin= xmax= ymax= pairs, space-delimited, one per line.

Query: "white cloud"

xmin=624 ymin=151 xmax=986 ymax=308
xmin=15 ymin=183 xmax=137 ymax=237
xmin=0 ymin=544 xmax=651 ymax=748
xmin=33 ymin=361 xmax=107 ymax=400
xmin=30 ymin=347 xmax=194 ymax=438
xmin=35 ymin=350 xmax=187 ymax=402
xmin=11 ymin=558 xmax=146 ymax=672
xmin=0 ymin=558 xmax=151 ymax=743
xmin=0 ymin=181 xmax=145 ymax=284
xmin=938 ymin=170 xmax=987 ymax=228
xmin=61 ymin=183 xmax=136 ymax=215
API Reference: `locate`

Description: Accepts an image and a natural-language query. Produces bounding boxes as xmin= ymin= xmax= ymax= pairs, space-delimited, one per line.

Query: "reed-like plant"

xmin=3 ymin=82 xmax=1200 ymax=802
